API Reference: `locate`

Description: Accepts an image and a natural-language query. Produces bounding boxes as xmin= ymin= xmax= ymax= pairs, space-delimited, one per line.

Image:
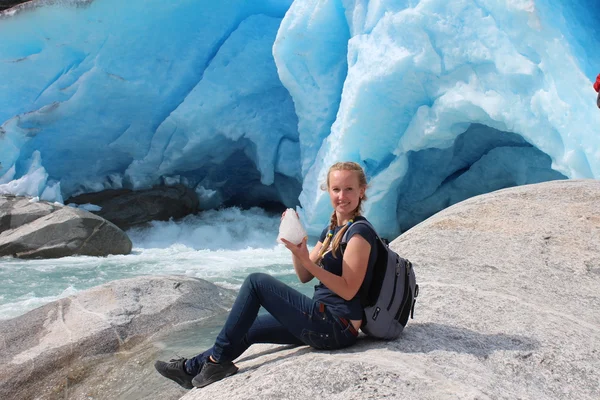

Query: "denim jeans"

xmin=186 ymin=272 xmax=358 ymax=375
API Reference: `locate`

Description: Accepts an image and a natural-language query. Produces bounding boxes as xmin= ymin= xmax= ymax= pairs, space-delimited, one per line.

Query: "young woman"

xmin=155 ymin=161 xmax=379 ymax=389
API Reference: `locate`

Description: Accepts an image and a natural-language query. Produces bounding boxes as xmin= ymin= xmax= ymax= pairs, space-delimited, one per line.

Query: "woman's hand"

xmin=286 ymin=235 xmax=322 ymax=284
xmin=280 ymin=237 xmax=310 ymax=263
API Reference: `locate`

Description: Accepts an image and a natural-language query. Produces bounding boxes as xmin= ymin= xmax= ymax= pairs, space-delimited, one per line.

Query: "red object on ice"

xmin=594 ymin=74 xmax=600 ymax=92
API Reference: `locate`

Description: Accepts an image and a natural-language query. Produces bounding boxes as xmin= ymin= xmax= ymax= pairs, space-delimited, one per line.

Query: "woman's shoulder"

xmin=318 ymin=225 xmax=329 ymax=242
xmin=346 ymin=217 xmax=377 ymax=244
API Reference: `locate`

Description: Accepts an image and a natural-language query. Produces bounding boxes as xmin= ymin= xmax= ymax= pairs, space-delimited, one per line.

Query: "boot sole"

xmin=192 ymin=365 xmax=239 ymax=388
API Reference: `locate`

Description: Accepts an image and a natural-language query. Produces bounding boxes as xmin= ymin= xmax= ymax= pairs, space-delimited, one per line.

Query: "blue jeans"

xmin=186 ymin=272 xmax=358 ymax=375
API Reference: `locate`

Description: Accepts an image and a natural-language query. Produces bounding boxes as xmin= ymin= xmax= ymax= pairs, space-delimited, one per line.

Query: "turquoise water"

xmin=0 ymin=207 xmax=316 ymax=320
xmin=0 ymin=206 xmax=322 ymax=399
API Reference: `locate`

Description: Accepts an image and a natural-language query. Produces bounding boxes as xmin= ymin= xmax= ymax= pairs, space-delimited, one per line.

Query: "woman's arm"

xmin=282 ymin=235 xmax=371 ymax=300
xmin=280 ymin=209 xmax=323 ymax=283
xmin=292 ymin=241 xmax=322 ymax=283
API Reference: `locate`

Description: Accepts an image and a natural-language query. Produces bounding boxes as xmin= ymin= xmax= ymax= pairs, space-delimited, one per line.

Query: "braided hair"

xmin=316 ymin=162 xmax=368 ymax=262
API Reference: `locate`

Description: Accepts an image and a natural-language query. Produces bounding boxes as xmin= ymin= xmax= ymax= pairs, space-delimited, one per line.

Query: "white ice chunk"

xmin=41 ymin=181 xmax=64 ymax=203
xmin=77 ymin=203 xmax=103 ymax=212
xmin=277 ymin=208 xmax=307 ymax=245
xmin=0 ymin=151 xmax=49 ymax=199
xmin=0 ymin=165 xmax=16 ymax=185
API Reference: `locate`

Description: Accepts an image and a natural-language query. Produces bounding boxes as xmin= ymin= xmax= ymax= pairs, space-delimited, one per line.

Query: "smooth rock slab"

xmin=0 ymin=275 xmax=236 ymax=400
xmin=181 ymin=179 xmax=599 ymax=400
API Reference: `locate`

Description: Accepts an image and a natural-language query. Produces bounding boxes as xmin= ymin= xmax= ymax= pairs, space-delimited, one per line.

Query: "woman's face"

xmin=328 ymin=169 xmax=365 ymax=220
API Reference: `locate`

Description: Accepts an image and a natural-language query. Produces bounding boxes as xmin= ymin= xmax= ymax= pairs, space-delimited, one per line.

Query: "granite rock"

xmin=0 ymin=275 xmax=236 ymax=400
xmin=0 ymin=195 xmax=132 ymax=258
xmin=181 ymin=179 xmax=600 ymax=400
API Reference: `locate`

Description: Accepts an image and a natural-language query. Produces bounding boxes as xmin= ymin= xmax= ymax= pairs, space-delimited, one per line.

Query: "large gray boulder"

xmin=0 ymin=195 xmax=132 ymax=258
xmin=66 ymin=184 xmax=200 ymax=230
xmin=0 ymin=194 xmax=58 ymax=232
xmin=181 ymin=179 xmax=599 ymax=400
xmin=0 ymin=275 xmax=236 ymax=400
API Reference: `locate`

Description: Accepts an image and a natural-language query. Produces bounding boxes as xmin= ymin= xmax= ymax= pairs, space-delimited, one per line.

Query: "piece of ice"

xmin=277 ymin=208 xmax=307 ymax=245
xmin=77 ymin=203 xmax=103 ymax=212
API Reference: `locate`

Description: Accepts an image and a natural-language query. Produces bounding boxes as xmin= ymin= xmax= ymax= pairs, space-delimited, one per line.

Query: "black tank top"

xmin=312 ymin=216 xmax=378 ymax=320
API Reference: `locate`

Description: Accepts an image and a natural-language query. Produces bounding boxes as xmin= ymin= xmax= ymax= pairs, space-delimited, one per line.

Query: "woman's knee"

xmin=244 ymin=272 xmax=270 ymax=288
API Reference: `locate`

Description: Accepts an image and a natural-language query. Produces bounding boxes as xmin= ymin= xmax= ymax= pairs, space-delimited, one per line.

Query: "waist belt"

xmin=338 ymin=316 xmax=359 ymax=337
xmin=319 ymin=303 xmax=359 ymax=337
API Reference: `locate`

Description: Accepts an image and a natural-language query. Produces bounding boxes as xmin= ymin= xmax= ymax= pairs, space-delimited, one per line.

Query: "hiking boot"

xmin=154 ymin=357 xmax=194 ymax=389
xmin=191 ymin=359 xmax=239 ymax=388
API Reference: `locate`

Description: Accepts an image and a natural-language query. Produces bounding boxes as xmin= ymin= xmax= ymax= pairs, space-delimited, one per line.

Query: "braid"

xmin=316 ymin=211 xmax=337 ymax=263
xmin=330 ymin=207 xmax=361 ymax=258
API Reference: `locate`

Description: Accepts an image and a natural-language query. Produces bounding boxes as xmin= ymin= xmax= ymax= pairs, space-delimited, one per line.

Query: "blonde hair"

xmin=316 ymin=162 xmax=368 ymax=262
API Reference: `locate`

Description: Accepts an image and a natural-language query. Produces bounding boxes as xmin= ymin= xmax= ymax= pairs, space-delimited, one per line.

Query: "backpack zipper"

xmin=386 ymin=257 xmax=401 ymax=310
xmin=394 ymin=267 xmax=412 ymax=321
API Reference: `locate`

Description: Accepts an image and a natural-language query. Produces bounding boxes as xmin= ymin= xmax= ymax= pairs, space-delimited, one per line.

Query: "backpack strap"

xmin=341 ymin=219 xmax=388 ymax=257
xmin=340 ymin=219 xmax=378 ymax=246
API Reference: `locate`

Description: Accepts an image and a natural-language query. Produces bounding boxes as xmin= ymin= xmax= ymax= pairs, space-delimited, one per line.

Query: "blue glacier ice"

xmin=1 ymin=0 xmax=599 ymax=239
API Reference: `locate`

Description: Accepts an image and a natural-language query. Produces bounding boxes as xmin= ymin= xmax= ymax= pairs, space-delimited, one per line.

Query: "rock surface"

xmin=0 ymin=0 xmax=28 ymax=12
xmin=0 ymin=0 xmax=91 ymax=14
xmin=66 ymin=184 xmax=200 ymax=230
xmin=0 ymin=194 xmax=58 ymax=231
xmin=0 ymin=275 xmax=236 ymax=400
xmin=179 ymin=179 xmax=599 ymax=400
xmin=0 ymin=194 xmax=132 ymax=258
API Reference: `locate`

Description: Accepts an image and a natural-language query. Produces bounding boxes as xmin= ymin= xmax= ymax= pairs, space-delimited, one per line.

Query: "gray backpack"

xmin=342 ymin=220 xmax=419 ymax=339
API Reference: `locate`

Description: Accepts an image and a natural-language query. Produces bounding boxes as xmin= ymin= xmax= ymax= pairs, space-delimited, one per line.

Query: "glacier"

xmin=1 ymin=0 xmax=599 ymax=239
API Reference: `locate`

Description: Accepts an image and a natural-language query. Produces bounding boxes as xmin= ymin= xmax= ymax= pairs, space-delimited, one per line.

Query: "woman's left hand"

xmin=280 ymin=237 xmax=310 ymax=261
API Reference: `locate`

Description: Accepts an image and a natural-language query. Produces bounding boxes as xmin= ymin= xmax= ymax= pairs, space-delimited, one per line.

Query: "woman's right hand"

xmin=280 ymin=237 xmax=310 ymax=261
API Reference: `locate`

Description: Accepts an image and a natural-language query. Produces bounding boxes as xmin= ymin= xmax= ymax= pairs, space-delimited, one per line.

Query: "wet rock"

xmin=0 ymin=1 xmax=28 ymax=12
xmin=0 ymin=275 xmax=236 ymax=400
xmin=66 ymin=184 xmax=200 ymax=230
xmin=0 ymin=195 xmax=132 ymax=258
